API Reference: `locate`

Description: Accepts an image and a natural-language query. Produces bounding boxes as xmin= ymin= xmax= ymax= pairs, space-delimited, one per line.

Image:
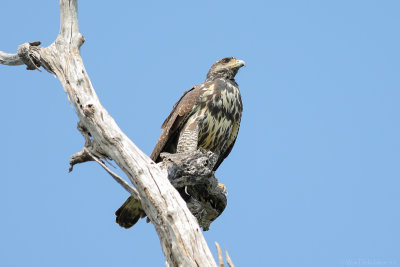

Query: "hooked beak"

xmin=236 ymin=59 xmax=246 ymax=68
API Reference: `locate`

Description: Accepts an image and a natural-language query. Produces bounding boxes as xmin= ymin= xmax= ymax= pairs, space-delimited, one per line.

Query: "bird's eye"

xmin=222 ymin=58 xmax=231 ymax=64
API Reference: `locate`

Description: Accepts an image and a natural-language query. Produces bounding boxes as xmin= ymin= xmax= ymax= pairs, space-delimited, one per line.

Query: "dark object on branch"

xmin=116 ymin=150 xmax=227 ymax=231
xmin=160 ymin=150 xmax=227 ymax=231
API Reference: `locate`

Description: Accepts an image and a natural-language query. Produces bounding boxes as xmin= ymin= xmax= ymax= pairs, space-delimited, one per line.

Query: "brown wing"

xmin=150 ymin=86 xmax=203 ymax=162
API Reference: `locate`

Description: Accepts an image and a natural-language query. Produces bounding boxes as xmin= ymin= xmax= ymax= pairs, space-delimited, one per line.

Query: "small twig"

xmin=225 ymin=249 xmax=235 ymax=267
xmin=85 ymin=148 xmax=140 ymax=199
xmin=215 ymin=242 xmax=235 ymax=267
xmin=69 ymin=149 xmax=94 ymax=172
xmin=215 ymin=242 xmax=225 ymax=267
xmin=104 ymin=158 xmax=117 ymax=169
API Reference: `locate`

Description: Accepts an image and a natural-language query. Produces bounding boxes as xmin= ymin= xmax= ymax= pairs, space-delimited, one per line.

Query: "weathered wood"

xmin=0 ymin=1 xmax=218 ymax=266
xmin=215 ymin=242 xmax=236 ymax=267
xmin=0 ymin=51 xmax=24 ymax=65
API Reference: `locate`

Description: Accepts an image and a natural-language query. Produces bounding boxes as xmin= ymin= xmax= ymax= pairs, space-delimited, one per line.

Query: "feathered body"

xmin=115 ymin=57 xmax=245 ymax=228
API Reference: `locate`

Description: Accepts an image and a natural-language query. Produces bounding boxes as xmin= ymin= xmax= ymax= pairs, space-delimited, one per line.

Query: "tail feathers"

xmin=115 ymin=196 xmax=146 ymax=229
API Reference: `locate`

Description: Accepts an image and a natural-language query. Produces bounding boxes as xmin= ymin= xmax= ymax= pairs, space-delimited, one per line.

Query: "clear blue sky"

xmin=1 ymin=1 xmax=399 ymax=266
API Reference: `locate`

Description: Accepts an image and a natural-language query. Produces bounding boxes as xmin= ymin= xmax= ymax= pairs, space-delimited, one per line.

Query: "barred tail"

xmin=115 ymin=196 xmax=146 ymax=229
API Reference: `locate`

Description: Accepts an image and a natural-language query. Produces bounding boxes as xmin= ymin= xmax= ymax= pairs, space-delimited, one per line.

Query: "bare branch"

xmin=0 ymin=51 xmax=24 ymax=65
xmin=1 ymin=0 xmax=219 ymax=266
xmin=86 ymin=148 xmax=140 ymax=199
xmin=215 ymin=242 xmax=235 ymax=267
xmin=215 ymin=242 xmax=225 ymax=267
xmin=69 ymin=146 xmax=139 ymax=199
xmin=69 ymin=148 xmax=94 ymax=172
xmin=225 ymin=249 xmax=235 ymax=267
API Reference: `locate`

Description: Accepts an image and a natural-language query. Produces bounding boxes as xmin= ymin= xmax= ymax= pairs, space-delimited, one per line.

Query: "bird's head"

xmin=206 ymin=57 xmax=246 ymax=81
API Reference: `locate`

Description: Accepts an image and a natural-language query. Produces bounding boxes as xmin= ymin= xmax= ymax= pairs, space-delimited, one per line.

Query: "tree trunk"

xmin=0 ymin=1 xmax=220 ymax=266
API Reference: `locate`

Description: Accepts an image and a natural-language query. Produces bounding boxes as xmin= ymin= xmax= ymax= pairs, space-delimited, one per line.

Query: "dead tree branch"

xmin=0 ymin=1 xmax=219 ymax=266
xmin=215 ymin=242 xmax=235 ymax=267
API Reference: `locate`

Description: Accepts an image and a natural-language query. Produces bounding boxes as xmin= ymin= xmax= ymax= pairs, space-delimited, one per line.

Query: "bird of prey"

xmin=115 ymin=57 xmax=245 ymax=228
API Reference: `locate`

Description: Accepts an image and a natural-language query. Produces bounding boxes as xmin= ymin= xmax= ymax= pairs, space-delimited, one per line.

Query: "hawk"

xmin=115 ymin=57 xmax=245 ymax=228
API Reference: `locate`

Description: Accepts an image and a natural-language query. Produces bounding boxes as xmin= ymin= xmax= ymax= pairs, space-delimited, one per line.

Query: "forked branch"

xmin=0 ymin=1 xmax=218 ymax=266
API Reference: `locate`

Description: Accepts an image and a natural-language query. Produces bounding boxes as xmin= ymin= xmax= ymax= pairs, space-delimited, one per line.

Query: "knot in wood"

xmin=17 ymin=42 xmax=42 ymax=71
xmin=83 ymin=104 xmax=95 ymax=117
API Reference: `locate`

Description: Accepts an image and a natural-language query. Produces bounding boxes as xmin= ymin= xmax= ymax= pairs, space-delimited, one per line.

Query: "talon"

xmin=218 ymin=183 xmax=228 ymax=196
xmin=184 ymin=186 xmax=190 ymax=196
